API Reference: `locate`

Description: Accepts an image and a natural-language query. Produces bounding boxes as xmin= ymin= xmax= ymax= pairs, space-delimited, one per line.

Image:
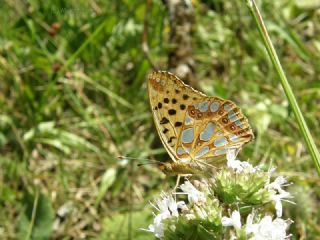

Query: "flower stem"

xmin=246 ymin=0 xmax=320 ymax=176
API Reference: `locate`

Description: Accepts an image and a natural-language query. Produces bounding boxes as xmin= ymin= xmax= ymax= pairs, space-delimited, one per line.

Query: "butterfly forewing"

xmin=148 ymin=71 xmax=206 ymax=162
xmin=148 ymin=71 xmax=254 ymax=170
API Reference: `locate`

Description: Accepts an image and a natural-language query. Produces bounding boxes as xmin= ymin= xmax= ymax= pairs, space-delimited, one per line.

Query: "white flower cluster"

xmin=268 ymin=175 xmax=294 ymax=218
xmin=222 ymin=150 xmax=294 ymax=239
xmin=144 ymin=180 xmax=208 ymax=238
xmin=144 ymin=181 xmax=205 ymax=238
xmin=145 ymin=193 xmax=184 ymax=238
xmin=144 ymin=150 xmax=294 ymax=239
xmin=222 ymin=210 xmax=293 ymax=240
xmin=227 ymin=149 xmax=294 ymax=219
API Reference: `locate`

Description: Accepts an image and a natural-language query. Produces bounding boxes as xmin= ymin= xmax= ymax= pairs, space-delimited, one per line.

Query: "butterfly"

xmin=148 ymin=71 xmax=254 ymax=176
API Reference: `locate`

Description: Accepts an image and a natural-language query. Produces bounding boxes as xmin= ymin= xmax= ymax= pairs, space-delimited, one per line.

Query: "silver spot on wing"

xmin=214 ymin=137 xmax=228 ymax=147
xmin=184 ymin=113 xmax=194 ymax=125
xmin=210 ymin=102 xmax=220 ymax=112
xmin=228 ymin=110 xmax=238 ymax=122
xmin=195 ymin=146 xmax=210 ymax=158
xmin=200 ymin=122 xmax=216 ymax=141
xmin=177 ymin=146 xmax=191 ymax=156
xmin=194 ymin=101 xmax=209 ymax=112
xmin=181 ymin=128 xmax=194 ymax=144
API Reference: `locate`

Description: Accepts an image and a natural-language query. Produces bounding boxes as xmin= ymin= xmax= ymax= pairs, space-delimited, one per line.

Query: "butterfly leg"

xmin=173 ymin=174 xmax=181 ymax=191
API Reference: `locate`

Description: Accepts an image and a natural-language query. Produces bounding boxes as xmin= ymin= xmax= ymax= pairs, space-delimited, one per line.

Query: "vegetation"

xmin=0 ymin=0 xmax=319 ymax=239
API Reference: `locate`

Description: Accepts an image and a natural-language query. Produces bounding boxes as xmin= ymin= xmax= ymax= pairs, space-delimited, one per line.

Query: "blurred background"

xmin=0 ymin=0 xmax=319 ymax=239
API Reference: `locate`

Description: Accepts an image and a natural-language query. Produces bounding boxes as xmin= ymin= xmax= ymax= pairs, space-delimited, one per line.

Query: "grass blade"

xmin=246 ymin=0 xmax=320 ymax=175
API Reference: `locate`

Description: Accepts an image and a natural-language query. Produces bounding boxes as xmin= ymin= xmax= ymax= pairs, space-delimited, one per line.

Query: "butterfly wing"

xmin=182 ymin=98 xmax=253 ymax=163
xmin=148 ymin=71 xmax=208 ymax=162
xmin=148 ymin=71 xmax=254 ymax=166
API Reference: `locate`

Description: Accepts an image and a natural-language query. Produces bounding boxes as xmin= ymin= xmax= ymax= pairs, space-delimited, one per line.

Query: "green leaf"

xmin=17 ymin=191 xmax=54 ymax=240
xmin=96 ymin=168 xmax=117 ymax=206
xmin=98 ymin=208 xmax=152 ymax=240
xmin=23 ymin=121 xmax=99 ymax=154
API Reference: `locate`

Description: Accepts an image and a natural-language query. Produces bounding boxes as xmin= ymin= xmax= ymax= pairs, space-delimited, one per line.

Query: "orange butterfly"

xmin=148 ymin=71 xmax=254 ymax=175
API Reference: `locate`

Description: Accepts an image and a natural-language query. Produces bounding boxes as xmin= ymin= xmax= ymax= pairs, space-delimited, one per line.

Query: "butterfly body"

xmin=159 ymin=161 xmax=204 ymax=176
xmin=148 ymin=71 xmax=254 ymax=175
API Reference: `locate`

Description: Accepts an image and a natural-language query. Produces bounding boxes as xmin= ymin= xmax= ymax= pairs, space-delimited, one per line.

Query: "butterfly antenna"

xmin=137 ymin=162 xmax=164 ymax=167
xmin=118 ymin=156 xmax=164 ymax=166
xmin=118 ymin=156 xmax=155 ymax=161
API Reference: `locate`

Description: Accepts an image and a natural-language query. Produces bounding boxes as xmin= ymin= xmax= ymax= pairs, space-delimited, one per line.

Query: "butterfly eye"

xmin=218 ymin=110 xmax=224 ymax=115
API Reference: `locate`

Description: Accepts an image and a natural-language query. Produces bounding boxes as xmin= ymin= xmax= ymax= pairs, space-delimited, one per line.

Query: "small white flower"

xmin=245 ymin=213 xmax=256 ymax=234
xmin=268 ymin=176 xmax=294 ymax=217
xmin=153 ymin=196 xmax=170 ymax=217
xmin=270 ymin=190 xmax=293 ymax=218
xmin=268 ymin=176 xmax=289 ymax=191
xmin=144 ymin=193 xmax=186 ymax=238
xmin=226 ymin=148 xmax=238 ymax=162
xmin=221 ymin=210 xmax=242 ymax=230
xmin=147 ymin=214 xmax=165 ymax=238
xmin=226 ymin=149 xmax=257 ymax=173
xmin=167 ymin=195 xmax=185 ymax=217
xmin=246 ymin=215 xmax=292 ymax=240
xmin=180 ymin=181 xmax=205 ymax=204
xmin=268 ymin=167 xmax=277 ymax=176
xmin=226 ymin=149 xmax=244 ymax=173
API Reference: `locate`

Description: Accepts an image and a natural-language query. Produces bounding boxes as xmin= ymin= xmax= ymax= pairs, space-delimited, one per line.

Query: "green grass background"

xmin=0 ymin=0 xmax=319 ymax=239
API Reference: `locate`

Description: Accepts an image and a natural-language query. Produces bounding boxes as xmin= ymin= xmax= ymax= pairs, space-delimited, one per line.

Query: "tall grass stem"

xmin=246 ymin=0 xmax=320 ymax=176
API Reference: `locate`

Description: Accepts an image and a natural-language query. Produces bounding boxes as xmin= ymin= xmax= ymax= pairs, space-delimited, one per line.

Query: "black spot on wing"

xmin=174 ymin=122 xmax=182 ymax=127
xmin=183 ymin=94 xmax=189 ymax=100
xmin=160 ymin=117 xmax=169 ymax=124
xmin=162 ymin=128 xmax=169 ymax=134
xmin=168 ymin=109 xmax=176 ymax=115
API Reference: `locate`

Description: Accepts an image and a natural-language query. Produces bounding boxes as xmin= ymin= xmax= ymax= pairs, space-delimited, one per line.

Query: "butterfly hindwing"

xmin=186 ymin=99 xmax=253 ymax=159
